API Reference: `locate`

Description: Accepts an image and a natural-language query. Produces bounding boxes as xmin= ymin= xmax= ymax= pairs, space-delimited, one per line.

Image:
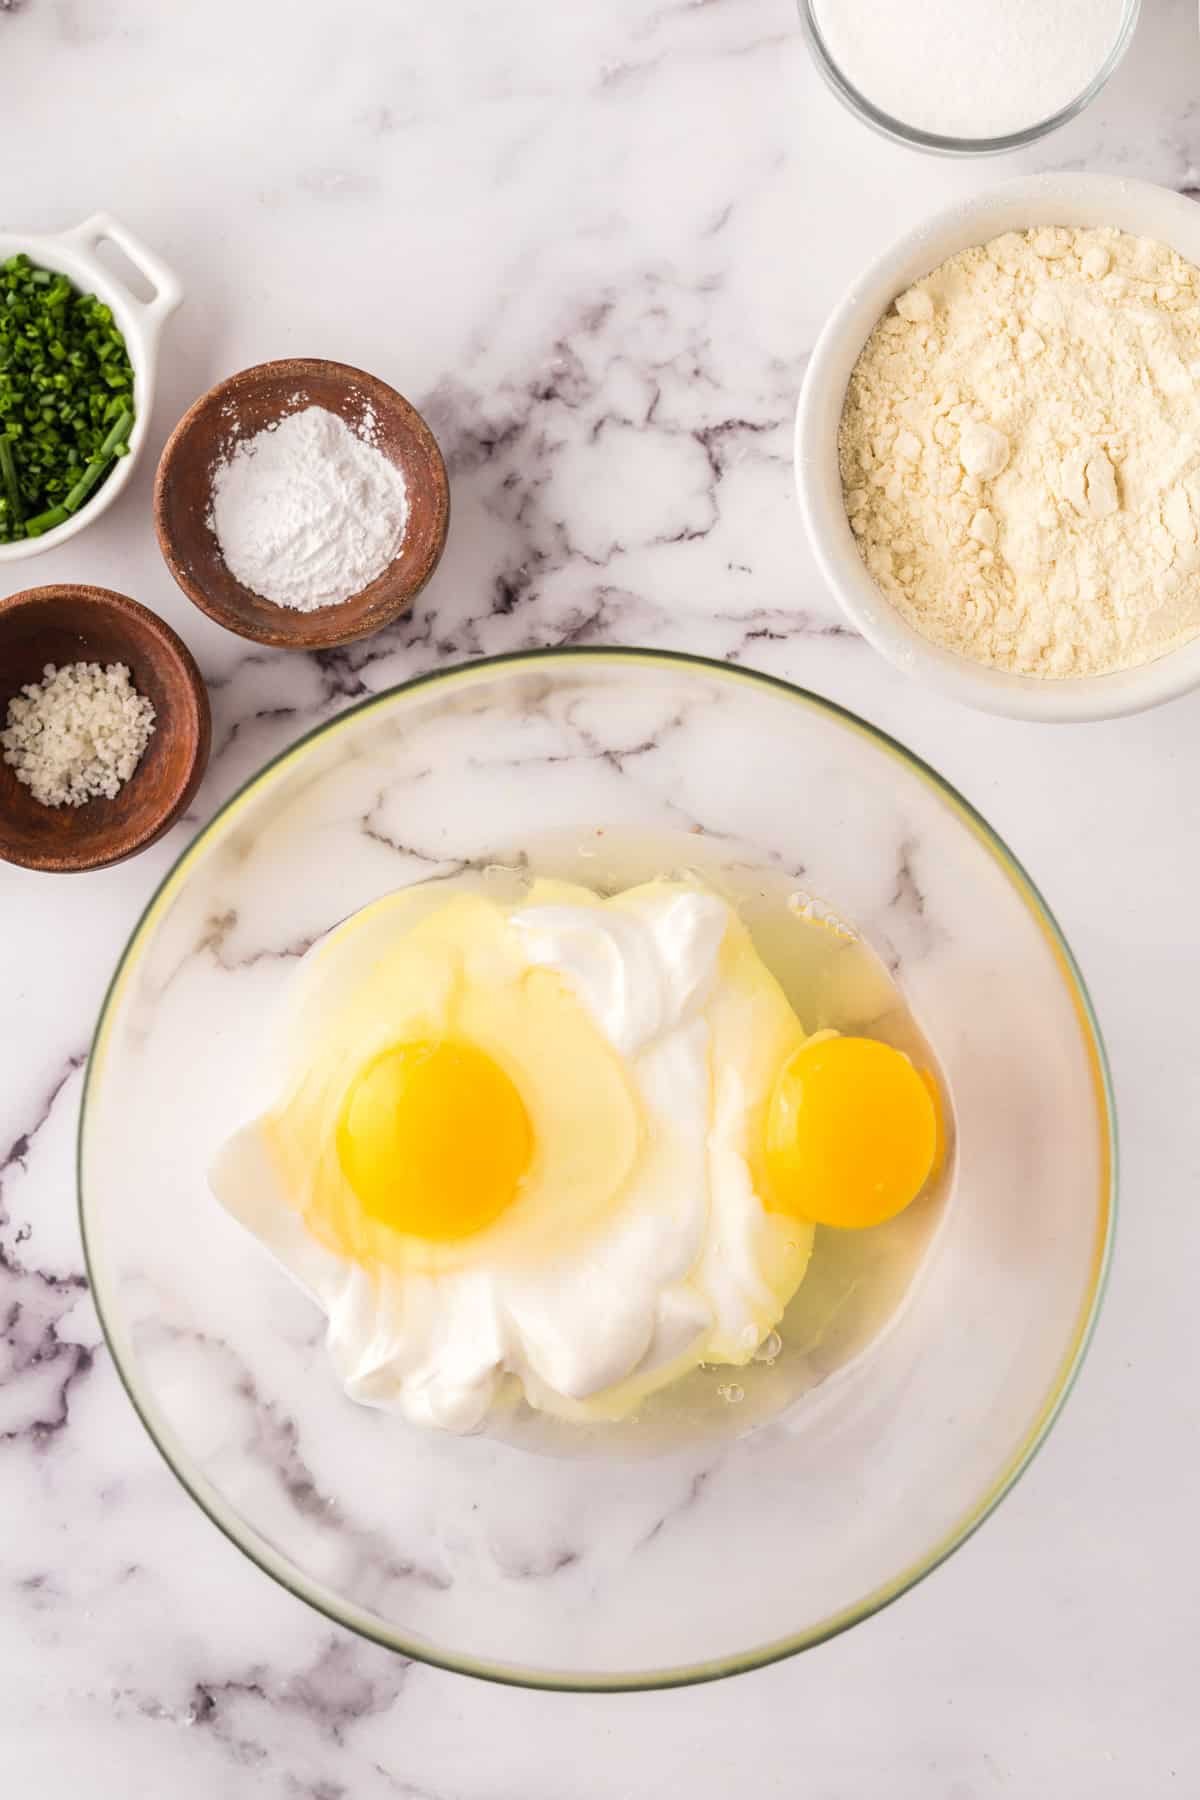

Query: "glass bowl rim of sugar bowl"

xmin=795 ymin=0 xmax=1142 ymax=158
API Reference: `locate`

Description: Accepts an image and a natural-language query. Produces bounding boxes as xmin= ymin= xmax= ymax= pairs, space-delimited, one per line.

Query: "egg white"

xmin=211 ymin=879 xmax=816 ymax=1433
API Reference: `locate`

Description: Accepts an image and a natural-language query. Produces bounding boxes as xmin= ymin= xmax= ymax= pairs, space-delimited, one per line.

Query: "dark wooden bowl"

xmin=153 ymin=358 xmax=450 ymax=649
xmin=0 ymin=586 xmax=211 ymax=873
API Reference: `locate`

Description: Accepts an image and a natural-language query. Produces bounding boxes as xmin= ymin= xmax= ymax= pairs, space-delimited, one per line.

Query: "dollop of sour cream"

xmin=211 ymin=883 xmax=814 ymax=1433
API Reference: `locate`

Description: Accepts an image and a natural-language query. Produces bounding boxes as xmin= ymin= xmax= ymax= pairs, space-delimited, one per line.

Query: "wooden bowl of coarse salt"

xmin=0 ymin=586 xmax=210 ymax=874
xmin=153 ymin=358 xmax=450 ymax=650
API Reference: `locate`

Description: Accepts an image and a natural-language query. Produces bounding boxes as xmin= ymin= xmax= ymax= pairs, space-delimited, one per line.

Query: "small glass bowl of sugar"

xmin=798 ymin=0 xmax=1140 ymax=156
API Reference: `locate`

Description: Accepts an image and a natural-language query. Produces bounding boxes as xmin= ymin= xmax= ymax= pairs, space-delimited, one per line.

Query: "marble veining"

xmin=2 ymin=0 xmax=1200 ymax=1792
xmin=0 ymin=1054 xmax=94 ymax=1448
xmin=133 ymin=1310 xmax=455 ymax=1596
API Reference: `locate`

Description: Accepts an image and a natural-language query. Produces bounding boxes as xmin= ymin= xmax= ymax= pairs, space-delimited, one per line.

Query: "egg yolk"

xmin=765 ymin=1035 xmax=937 ymax=1230
xmin=336 ymin=1039 xmax=533 ymax=1241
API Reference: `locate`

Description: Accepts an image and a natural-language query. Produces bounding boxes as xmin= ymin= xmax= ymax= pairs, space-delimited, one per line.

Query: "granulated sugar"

xmin=812 ymin=0 xmax=1128 ymax=140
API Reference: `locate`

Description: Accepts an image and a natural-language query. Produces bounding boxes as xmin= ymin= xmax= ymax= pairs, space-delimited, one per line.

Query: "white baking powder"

xmin=209 ymin=406 xmax=410 ymax=612
xmin=812 ymin=0 xmax=1127 ymax=140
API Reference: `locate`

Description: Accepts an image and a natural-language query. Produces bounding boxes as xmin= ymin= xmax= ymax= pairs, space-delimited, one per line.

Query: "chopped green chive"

xmin=63 ymin=454 xmax=114 ymax=514
xmin=0 ymin=434 xmax=23 ymax=526
xmin=24 ymin=504 xmax=70 ymax=537
xmin=99 ymin=408 xmax=134 ymax=458
xmin=0 ymin=256 xmax=135 ymax=542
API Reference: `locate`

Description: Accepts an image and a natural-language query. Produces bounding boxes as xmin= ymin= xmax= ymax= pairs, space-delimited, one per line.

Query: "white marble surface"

xmin=1 ymin=0 xmax=1198 ymax=1789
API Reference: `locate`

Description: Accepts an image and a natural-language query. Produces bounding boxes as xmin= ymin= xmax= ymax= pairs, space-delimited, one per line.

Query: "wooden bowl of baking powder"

xmin=153 ymin=358 xmax=450 ymax=650
xmin=0 ymin=585 xmax=210 ymax=873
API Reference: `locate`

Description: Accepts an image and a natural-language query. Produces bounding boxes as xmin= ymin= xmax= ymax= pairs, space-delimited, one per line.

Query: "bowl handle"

xmin=56 ymin=212 xmax=183 ymax=336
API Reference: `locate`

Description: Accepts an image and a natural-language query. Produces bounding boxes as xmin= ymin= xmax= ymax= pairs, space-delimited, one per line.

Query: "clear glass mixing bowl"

xmin=79 ymin=650 xmax=1114 ymax=1690
xmin=796 ymin=0 xmax=1141 ymax=157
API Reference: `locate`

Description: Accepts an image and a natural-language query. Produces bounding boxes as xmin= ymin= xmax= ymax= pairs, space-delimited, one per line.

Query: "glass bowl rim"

xmin=77 ymin=646 xmax=1117 ymax=1692
xmin=795 ymin=0 xmax=1141 ymax=158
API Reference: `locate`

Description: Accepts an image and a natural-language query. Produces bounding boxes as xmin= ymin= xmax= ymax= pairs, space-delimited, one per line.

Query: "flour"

xmin=839 ymin=226 xmax=1200 ymax=678
xmin=812 ymin=0 xmax=1128 ymax=140
xmin=209 ymin=406 xmax=409 ymax=611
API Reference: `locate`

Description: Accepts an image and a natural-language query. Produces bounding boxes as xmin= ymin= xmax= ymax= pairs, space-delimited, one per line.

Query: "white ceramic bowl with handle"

xmin=0 ymin=213 xmax=182 ymax=563
xmin=796 ymin=174 xmax=1200 ymax=723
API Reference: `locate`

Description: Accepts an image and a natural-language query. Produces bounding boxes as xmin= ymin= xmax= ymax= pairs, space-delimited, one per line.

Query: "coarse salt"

xmin=2 ymin=661 xmax=155 ymax=807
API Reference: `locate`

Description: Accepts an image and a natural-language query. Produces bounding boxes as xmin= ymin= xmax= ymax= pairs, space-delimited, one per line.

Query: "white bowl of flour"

xmin=796 ymin=173 xmax=1200 ymax=723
